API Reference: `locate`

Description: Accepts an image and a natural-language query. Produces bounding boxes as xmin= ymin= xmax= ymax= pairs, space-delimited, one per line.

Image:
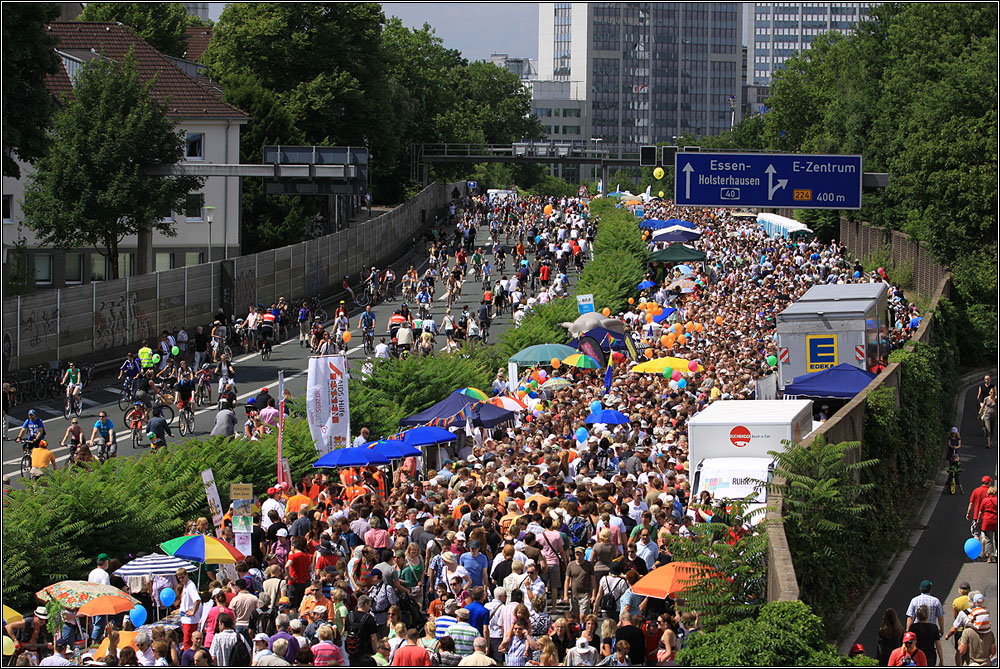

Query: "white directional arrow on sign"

xmin=765 ymin=164 xmax=788 ymax=201
xmin=682 ymin=162 xmax=694 ymax=200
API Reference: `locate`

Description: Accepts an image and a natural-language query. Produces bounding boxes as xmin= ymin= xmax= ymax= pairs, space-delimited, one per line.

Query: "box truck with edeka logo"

xmin=687 ymin=400 xmax=814 ymax=524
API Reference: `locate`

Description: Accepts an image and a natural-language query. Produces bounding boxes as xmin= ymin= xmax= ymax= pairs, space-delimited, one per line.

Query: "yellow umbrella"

xmin=631 ymin=356 xmax=704 ymax=374
xmin=624 ymin=199 xmax=641 ymax=206
xmin=3 ymin=605 xmax=22 ymax=624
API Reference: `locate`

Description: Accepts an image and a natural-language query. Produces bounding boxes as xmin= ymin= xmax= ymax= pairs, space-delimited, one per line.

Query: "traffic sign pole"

xmin=674 ymin=152 xmax=863 ymax=209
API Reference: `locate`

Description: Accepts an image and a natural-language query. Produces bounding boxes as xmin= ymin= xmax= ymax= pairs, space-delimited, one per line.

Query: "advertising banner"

xmin=201 ymin=469 xmax=224 ymax=538
xmin=306 ymin=354 xmax=351 ymax=454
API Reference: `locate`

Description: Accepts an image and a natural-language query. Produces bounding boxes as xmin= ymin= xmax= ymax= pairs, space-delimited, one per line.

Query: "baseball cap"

xmin=919 ymin=579 xmax=932 ymax=592
xmin=850 ymin=643 xmax=864 ymax=655
xmin=254 ymin=633 xmax=270 ymax=642
xmin=276 ymin=528 xmax=288 ymax=537
xmin=972 ymin=593 xmax=985 ymax=603
xmin=959 ymin=581 xmax=971 ymax=590
xmin=902 ymin=632 xmax=916 ymax=642
xmin=983 ymin=476 xmax=992 ymax=484
xmin=267 ymin=486 xmax=277 ymax=495
xmin=455 ymin=531 xmax=467 ymax=541
xmin=468 ymin=540 xmax=481 ymax=550
xmin=97 ymin=553 xmax=110 ymax=562
xmin=278 ymin=596 xmax=290 ymax=606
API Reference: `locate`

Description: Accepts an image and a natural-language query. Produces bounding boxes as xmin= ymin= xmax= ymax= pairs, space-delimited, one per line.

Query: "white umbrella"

xmin=113 ymin=554 xmax=197 ymax=578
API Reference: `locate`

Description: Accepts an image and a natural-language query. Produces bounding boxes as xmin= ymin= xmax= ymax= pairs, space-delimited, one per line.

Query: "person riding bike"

xmin=416 ymin=286 xmax=432 ymax=318
xmin=60 ymin=417 xmax=84 ymax=462
xmin=342 ymin=275 xmax=355 ymax=304
xmin=358 ymin=306 xmax=377 ymax=348
xmin=196 ymin=364 xmax=214 ymax=403
xmin=333 ymin=311 xmax=350 ymax=351
xmin=365 ymin=267 xmax=381 ymax=303
xmin=61 ymin=361 xmax=83 ymax=404
xmin=89 ymin=410 xmax=117 ymax=459
xmin=383 ymin=267 xmax=396 ymax=301
xmin=259 ymin=308 xmax=276 ymax=356
xmin=17 ymin=409 xmax=46 ymax=448
xmin=29 ymin=439 xmax=57 ymax=479
xmin=176 ymin=371 xmax=196 ymax=417
xmin=147 ymin=407 xmax=173 ymax=448
xmin=118 ymin=352 xmax=141 ymax=398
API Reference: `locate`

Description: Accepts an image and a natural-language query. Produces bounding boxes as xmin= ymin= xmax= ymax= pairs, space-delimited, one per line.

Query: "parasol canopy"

xmin=313 ymin=446 xmax=392 ymax=468
xmin=160 ymin=535 xmax=245 ymax=565
xmin=37 ymin=581 xmax=138 ymax=609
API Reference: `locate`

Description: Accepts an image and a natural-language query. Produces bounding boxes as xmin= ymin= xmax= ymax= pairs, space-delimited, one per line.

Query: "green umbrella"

xmin=650 ymin=245 xmax=706 ymax=263
xmin=509 ymin=343 xmax=578 ymax=366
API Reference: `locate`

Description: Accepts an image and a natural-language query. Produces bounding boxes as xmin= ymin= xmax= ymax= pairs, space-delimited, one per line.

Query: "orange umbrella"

xmin=95 ymin=630 xmax=138 ymax=659
xmin=77 ymin=595 xmax=136 ymax=617
xmin=630 ymin=561 xmax=713 ymax=599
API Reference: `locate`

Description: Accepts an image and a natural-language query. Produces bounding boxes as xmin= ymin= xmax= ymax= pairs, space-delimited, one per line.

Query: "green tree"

xmin=2 ymin=2 xmax=61 ymax=178
xmin=766 ymin=437 xmax=878 ymax=621
xmin=21 ymin=52 xmax=203 ymax=278
xmin=676 ymin=600 xmax=877 ymax=666
xmin=78 ymin=3 xmax=208 ymax=58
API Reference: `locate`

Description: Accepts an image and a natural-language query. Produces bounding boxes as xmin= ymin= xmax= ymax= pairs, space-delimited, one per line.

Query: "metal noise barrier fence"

xmin=2 ymin=182 xmax=463 ymax=373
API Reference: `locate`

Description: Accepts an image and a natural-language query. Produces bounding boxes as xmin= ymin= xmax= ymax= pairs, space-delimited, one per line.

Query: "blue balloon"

xmin=576 ymin=427 xmax=588 ymax=442
xmin=129 ymin=605 xmax=147 ymax=628
xmin=964 ymin=537 xmax=983 ymax=560
xmin=528 ymin=391 xmax=538 ymax=399
xmin=159 ymin=587 xmax=176 ymax=607
xmin=854 ymin=270 xmax=861 ymax=278
xmin=535 ymin=236 xmax=542 ymax=243
xmin=677 ymin=378 xmax=687 ymax=389
xmin=590 ymin=401 xmax=602 ymax=413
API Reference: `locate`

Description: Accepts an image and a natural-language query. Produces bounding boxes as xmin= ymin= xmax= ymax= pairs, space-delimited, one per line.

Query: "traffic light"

xmin=639 ymin=145 xmax=658 ymax=167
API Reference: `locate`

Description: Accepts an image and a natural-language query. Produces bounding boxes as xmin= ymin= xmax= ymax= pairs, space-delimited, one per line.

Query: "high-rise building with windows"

xmin=748 ymin=3 xmax=876 ymax=86
xmin=536 ymin=2 xmax=742 ymax=157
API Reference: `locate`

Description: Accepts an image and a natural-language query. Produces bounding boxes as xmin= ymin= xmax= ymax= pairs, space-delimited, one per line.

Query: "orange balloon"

xmin=677 ymin=334 xmax=687 ymax=345
xmin=656 ymin=307 xmax=664 ymax=316
xmin=666 ymin=339 xmax=674 ymax=350
xmin=551 ymin=358 xmax=561 ymax=369
xmin=644 ymin=349 xmax=654 ymax=359
xmin=660 ymin=335 xmax=670 ymax=347
xmin=517 ymin=390 xmax=527 ymax=398
xmin=716 ymin=315 xmax=724 ymax=326
xmin=544 ymin=204 xmax=553 ymax=215
xmin=674 ymin=323 xmax=683 ymax=334
xmin=695 ymin=323 xmax=704 ymax=333
xmin=342 ymin=331 xmax=352 ymax=343
xmin=628 ymin=298 xmax=635 ymax=305
xmin=638 ymin=301 xmax=646 ymax=310
xmin=646 ymin=313 xmax=654 ymax=323
xmin=666 ymin=332 xmax=676 ymax=344
xmin=602 ymin=308 xmax=611 ymax=317
xmin=686 ymin=321 xmax=694 ymax=333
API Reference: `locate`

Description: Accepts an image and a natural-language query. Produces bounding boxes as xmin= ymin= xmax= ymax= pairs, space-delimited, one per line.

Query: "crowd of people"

xmin=8 ymin=189 xmax=990 ymax=669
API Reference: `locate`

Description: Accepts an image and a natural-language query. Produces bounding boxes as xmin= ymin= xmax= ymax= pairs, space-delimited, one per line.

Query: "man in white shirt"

xmin=88 ymin=553 xmax=111 ymax=641
xmin=374 ymin=337 xmax=391 ymax=359
xmin=38 ymin=641 xmax=73 ymax=666
xmin=261 ymin=488 xmax=285 ymax=532
xmin=178 ymin=567 xmax=202 ymax=650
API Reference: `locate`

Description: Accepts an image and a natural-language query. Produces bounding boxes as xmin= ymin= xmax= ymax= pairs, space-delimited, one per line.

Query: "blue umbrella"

xmin=652 ymin=307 xmax=677 ymax=323
xmin=398 ymin=426 xmax=457 ymax=446
xmin=665 ymin=218 xmax=697 ymax=229
xmin=652 ymin=228 xmax=701 ymax=243
xmin=676 ymin=264 xmax=695 ymax=275
xmin=585 ymin=409 xmax=631 ymax=425
xmin=638 ymin=280 xmax=656 ymax=290
xmin=313 ymin=447 xmax=391 ymax=468
xmin=639 ymin=219 xmax=671 ymax=230
xmin=364 ymin=440 xmax=422 ymax=460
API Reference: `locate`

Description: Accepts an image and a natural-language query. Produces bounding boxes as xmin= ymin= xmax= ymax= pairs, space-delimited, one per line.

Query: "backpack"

xmin=398 ymin=590 xmax=427 ymax=631
xmin=600 ymin=576 xmax=626 ymax=619
xmin=226 ymin=633 xmax=252 ymax=667
xmin=345 ymin=610 xmax=371 ymax=656
xmin=568 ymin=516 xmax=590 ymax=549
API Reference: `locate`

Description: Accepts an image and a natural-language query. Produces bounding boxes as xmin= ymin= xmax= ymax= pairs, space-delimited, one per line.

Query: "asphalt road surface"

xmin=3 ymin=218 xmax=581 ymax=482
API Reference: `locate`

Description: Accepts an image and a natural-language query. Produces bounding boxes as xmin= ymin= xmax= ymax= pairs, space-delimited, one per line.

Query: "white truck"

xmin=687 ymin=400 xmax=814 ymax=523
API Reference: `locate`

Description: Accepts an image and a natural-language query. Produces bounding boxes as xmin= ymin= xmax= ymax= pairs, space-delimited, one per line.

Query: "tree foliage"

xmin=2 ymin=2 xmax=61 ymax=178
xmin=21 ymin=52 xmax=203 ymax=278
xmin=78 ymin=3 xmax=208 ymax=58
xmin=676 ymin=600 xmax=877 ymax=667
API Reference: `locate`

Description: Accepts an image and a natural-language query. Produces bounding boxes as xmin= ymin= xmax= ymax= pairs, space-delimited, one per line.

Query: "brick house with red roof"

xmin=2 ymin=22 xmax=247 ymax=287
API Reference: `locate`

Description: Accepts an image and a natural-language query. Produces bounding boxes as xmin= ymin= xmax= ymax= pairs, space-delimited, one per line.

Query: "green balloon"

xmin=171 ymin=346 xmax=180 ymax=356
xmin=662 ymin=368 xmax=672 ymax=379
xmin=152 ymin=354 xmax=161 ymax=364
xmin=766 ymin=355 xmax=778 ymax=366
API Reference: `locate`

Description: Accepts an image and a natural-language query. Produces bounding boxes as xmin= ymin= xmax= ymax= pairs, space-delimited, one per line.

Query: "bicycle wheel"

xmin=132 ymin=428 xmax=141 ymax=450
xmin=178 ymin=411 xmax=189 ymax=436
xmin=118 ymin=387 xmax=132 ymax=411
xmin=20 ymin=451 xmax=30 ymax=478
xmin=73 ymin=395 xmax=82 ymax=417
xmin=196 ymin=385 xmax=209 ymax=407
xmin=63 ymin=397 xmax=72 ymax=420
xmin=315 ymin=307 xmax=328 ymax=323
xmin=159 ymin=404 xmax=175 ymax=425
xmin=222 ymin=345 xmax=233 ymax=359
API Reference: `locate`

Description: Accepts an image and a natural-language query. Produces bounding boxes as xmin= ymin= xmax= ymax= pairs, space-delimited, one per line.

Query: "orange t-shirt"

xmin=286 ymin=494 xmax=312 ymax=514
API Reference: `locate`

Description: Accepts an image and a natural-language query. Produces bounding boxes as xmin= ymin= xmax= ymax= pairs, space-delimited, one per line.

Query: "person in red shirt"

xmin=968 ymin=476 xmax=993 ymax=524
xmin=976 ymin=484 xmax=998 ymax=563
xmin=391 ymin=628 xmax=431 ymax=666
xmin=285 ymin=537 xmax=313 ymax=608
xmin=888 ymin=632 xmax=928 ymax=666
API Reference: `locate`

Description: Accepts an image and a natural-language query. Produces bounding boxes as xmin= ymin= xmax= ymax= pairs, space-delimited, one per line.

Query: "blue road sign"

xmin=673 ymin=152 xmax=863 ymax=209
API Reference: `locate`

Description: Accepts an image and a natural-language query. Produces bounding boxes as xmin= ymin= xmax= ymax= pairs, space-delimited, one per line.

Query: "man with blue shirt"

xmin=464 ymin=587 xmax=490 ymax=636
xmin=17 ymin=409 xmax=45 ymax=447
xmin=460 ymin=540 xmax=490 ymax=590
xmin=89 ymin=411 xmax=117 ymax=457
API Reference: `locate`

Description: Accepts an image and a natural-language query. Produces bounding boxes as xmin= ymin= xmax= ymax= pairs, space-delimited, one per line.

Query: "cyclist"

xmin=333 ymin=300 xmax=349 ymax=321
xmin=60 ymin=417 xmax=84 ymax=462
xmin=478 ymin=299 xmax=492 ymax=343
xmin=358 ymin=306 xmax=377 ymax=351
xmin=472 ymin=247 xmax=484 ymax=281
xmin=210 ymin=320 xmax=227 ymax=362
xmin=383 ymin=267 xmax=396 ymax=301
xmin=259 ymin=308 xmax=276 ymax=356
xmin=29 ymin=439 xmax=57 ymax=479
xmin=61 ymin=361 xmax=83 ymax=406
xmin=365 ymin=266 xmax=381 ymax=303
xmin=16 ymin=409 xmax=46 ymax=448
xmin=482 ymin=259 xmax=493 ymax=291
xmin=176 ymin=371 xmax=196 ymax=419
xmin=134 ymin=369 xmax=156 ymax=411
xmin=342 ymin=275 xmax=355 ymax=304
xmin=297 ymin=301 xmax=312 ymax=347
xmin=89 ymin=410 xmax=117 ymax=459
xmin=310 ymin=316 xmax=326 ymax=350
xmin=416 ymin=285 xmax=432 ymax=319
xmin=216 ymin=355 xmax=235 ymax=396
xmin=196 ymin=364 xmax=214 ymax=404
xmin=118 ymin=352 xmax=141 ymax=400
xmin=333 ymin=310 xmax=350 ymax=351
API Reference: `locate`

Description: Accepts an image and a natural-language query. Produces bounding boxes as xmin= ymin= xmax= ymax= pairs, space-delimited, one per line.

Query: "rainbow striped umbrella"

xmin=457 ymin=387 xmax=489 ymax=401
xmin=562 ymin=353 xmax=601 ymax=370
xmin=160 ymin=535 xmax=245 ymax=565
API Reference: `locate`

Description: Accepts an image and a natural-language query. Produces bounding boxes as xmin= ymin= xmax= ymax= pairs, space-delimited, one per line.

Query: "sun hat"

xmin=442 ymin=551 xmax=457 ymax=564
xmin=254 ymin=633 xmax=270 ymax=642
xmin=34 ymin=606 xmax=48 ymax=620
xmin=276 ymin=528 xmax=288 ymax=537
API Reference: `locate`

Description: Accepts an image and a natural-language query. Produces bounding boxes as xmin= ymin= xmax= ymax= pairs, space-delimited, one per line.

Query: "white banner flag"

xmin=306 ymin=354 xmax=351 ymax=454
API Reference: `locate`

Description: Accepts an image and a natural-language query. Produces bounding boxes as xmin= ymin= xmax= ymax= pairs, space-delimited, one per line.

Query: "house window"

xmin=35 ymin=253 xmax=53 ymax=285
xmin=186 ymin=133 xmax=204 ymax=160
xmin=155 ymin=252 xmax=173 ymax=272
xmin=184 ymin=252 xmax=204 ymax=266
xmin=91 ymin=255 xmax=107 ymax=281
xmin=160 ymin=205 xmax=174 ymax=222
xmin=185 ymin=194 xmax=204 ymax=221
xmin=3 ymin=194 xmax=11 ymax=222
xmin=65 ymin=253 xmax=84 ymax=284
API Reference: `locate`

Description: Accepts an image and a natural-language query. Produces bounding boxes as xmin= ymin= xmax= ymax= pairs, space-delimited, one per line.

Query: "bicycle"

xmin=195 ymin=378 xmax=211 ymax=407
xmin=93 ymin=437 xmax=113 ymax=463
xmin=63 ymin=389 xmax=83 ymax=419
xmin=177 ymin=401 xmax=196 ymax=437
xmin=152 ymin=395 xmax=175 ymax=426
xmin=308 ymin=295 xmax=329 ymax=324
xmin=123 ymin=406 xmax=147 ymax=450
xmin=363 ymin=330 xmax=375 ymax=356
xmin=17 ymin=439 xmax=33 ymax=479
xmin=118 ymin=377 xmax=137 ymax=411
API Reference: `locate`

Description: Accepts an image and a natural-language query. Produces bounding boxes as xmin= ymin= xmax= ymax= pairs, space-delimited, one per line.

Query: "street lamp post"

xmin=729 ymin=95 xmax=737 ymax=130
xmin=204 ymin=205 xmax=216 ymax=264
xmin=590 ymin=137 xmax=603 ymax=188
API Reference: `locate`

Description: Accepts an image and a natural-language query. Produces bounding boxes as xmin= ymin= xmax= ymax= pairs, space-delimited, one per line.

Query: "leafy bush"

xmin=2 ymin=420 xmax=321 ymax=611
xmin=676 ymin=600 xmax=877 ymax=667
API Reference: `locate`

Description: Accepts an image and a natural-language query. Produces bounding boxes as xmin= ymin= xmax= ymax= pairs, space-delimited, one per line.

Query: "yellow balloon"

xmin=2 ymin=636 xmax=13 ymax=657
xmin=658 ymin=191 xmax=665 ymax=198
xmin=653 ymin=167 xmax=665 ymax=180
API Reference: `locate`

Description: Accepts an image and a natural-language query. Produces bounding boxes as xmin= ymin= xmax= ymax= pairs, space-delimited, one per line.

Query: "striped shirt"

xmin=504 ymin=636 xmax=528 ymax=667
xmin=434 ymin=614 xmax=457 ymax=639
xmin=445 ymin=621 xmax=479 ymax=655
